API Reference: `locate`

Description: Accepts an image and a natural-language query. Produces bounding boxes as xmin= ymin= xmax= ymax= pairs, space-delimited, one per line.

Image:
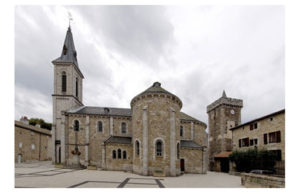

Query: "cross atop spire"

xmin=222 ymin=90 xmax=227 ymax=98
xmin=68 ymin=11 xmax=73 ymax=28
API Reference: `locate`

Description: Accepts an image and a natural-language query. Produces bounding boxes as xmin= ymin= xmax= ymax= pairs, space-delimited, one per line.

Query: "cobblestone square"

xmin=15 ymin=161 xmax=243 ymax=188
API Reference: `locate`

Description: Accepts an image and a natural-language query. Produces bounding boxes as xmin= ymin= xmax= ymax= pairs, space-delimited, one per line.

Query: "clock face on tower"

xmin=230 ymin=109 xmax=235 ymax=115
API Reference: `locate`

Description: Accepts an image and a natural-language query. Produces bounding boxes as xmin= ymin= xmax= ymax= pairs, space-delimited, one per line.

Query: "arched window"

xmin=177 ymin=143 xmax=180 ymax=159
xmin=98 ymin=121 xmax=103 ymax=132
xmin=136 ymin=140 xmax=140 ymax=156
xmin=112 ymin=150 xmax=116 ymax=159
xmin=123 ymin=151 xmax=127 ymax=159
xmin=180 ymin=126 xmax=183 ymax=137
xmin=121 ymin=122 xmax=126 ymax=134
xmin=118 ymin=149 xmax=122 ymax=159
xmin=62 ymin=71 xmax=67 ymax=92
xmin=156 ymin=140 xmax=163 ymax=157
xmin=75 ymin=78 xmax=78 ymax=97
xmin=74 ymin=120 xmax=79 ymax=132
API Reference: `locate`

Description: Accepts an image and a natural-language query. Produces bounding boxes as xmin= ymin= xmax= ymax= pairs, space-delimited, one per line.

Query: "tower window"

xmin=97 ymin=121 xmax=103 ymax=132
xmin=118 ymin=149 xmax=122 ymax=159
xmin=180 ymin=126 xmax=183 ymax=137
xmin=74 ymin=120 xmax=79 ymax=132
xmin=75 ymin=78 xmax=78 ymax=97
xmin=156 ymin=140 xmax=163 ymax=157
xmin=62 ymin=72 xmax=67 ymax=92
xmin=112 ymin=150 xmax=116 ymax=159
xmin=136 ymin=140 xmax=140 ymax=156
xmin=121 ymin=122 xmax=126 ymax=134
xmin=63 ymin=45 xmax=67 ymax=55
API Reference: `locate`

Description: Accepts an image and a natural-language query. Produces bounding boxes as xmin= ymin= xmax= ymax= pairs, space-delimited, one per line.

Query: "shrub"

xmin=229 ymin=148 xmax=277 ymax=172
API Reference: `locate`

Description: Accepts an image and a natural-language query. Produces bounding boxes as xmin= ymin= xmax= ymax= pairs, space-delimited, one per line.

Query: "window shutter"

xmin=264 ymin=133 xmax=268 ymax=144
xmin=239 ymin=139 xmax=241 ymax=147
xmin=246 ymin=138 xmax=249 ymax=146
xmin=250 ymin=124 xmax=253 ymax=130
xmin=277 ymin=131 xmax=281 ymax=142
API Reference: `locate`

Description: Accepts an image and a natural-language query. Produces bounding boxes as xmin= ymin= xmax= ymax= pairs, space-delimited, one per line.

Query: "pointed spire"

xmin=222 ymin=90 xmax=227 ymax=98
xmin=52 ymin=27 xmax=78 ymax=66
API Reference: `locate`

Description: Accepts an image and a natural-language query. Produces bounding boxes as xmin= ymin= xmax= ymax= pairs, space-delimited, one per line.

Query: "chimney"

xmin=20 ymin=116 xmax=29 ymax=124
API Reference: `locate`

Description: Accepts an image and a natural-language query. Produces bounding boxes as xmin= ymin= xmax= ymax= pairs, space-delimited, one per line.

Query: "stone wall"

xmin=104 ymin=143 xmax=133 ymax=171
xmin=207 ymin=100 xmax=242 ymax=170
xmin=15 ymin=121 xmax=52 ymax=163
xmin=180 ymin=147 xmax=205 ymax=174
xmin=131 ymin=93 xmax=181 ymax=176
xmin=241 ymin=173 xmax=285 ymax=188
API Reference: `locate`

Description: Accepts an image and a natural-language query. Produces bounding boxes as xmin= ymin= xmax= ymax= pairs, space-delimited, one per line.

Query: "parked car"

xmin=250 ymin=169 xmax=275 ymax=175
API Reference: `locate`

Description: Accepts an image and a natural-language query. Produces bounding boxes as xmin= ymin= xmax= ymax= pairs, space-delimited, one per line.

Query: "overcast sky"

xmin=15 ymin=5 xmax=284 ymax=124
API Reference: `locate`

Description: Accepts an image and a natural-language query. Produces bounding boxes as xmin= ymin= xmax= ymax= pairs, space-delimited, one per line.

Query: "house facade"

xmin=15 ymin=119 xmax=52 ymax=163
xmin=230 ymin=109 xmax=285 ymax=161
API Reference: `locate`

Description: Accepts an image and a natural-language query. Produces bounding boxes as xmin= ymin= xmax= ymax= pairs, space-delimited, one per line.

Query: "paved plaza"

xmin=15 ymin=161 xmax=243 ymax=188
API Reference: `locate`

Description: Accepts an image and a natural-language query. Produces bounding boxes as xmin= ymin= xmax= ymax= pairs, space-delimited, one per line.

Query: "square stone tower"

xmin=206 ymin=91 xmax=243 ymax=171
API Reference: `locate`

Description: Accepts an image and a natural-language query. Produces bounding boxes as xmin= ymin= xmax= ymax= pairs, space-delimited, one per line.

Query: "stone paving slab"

xmin=15 ymin=161 xmax=243 ymax=188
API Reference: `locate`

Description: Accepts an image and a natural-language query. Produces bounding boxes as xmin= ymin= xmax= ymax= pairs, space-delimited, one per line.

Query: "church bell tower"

xmin=51 ymin=26 xmax=84 ymax=164
xmin=206 ymin=91 xmax=243 ymax=171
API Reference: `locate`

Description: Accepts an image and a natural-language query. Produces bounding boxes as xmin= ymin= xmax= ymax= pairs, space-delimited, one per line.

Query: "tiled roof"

xmin=230 ymin=109 xmax=285 ymax=131
xmin=214 ymin=151 xmax=232 ymax=158
xmin=104 ymin=136 xmax=132 ymax=145
xmin=180 ymin=140 xmax=203 ymax=149
xmin=67 ymin=106 xmax=132 ymax=117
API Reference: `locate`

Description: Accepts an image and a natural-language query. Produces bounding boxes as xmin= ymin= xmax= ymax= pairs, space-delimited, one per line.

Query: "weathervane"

xmin=68 ymin=11 xmax=73 ymax=28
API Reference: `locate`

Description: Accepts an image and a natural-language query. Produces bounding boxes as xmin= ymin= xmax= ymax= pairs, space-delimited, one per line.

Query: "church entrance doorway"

xmin=220 ymin=158 xmax=229 ymax=173
xmin=180 ymin=159 xmax=185 ymax=172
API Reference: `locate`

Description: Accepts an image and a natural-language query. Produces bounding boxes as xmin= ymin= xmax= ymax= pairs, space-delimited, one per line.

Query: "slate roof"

xmin=104 ymin=136 xmax=132 ymax=145
xmin=131 ymin=82 xmax=182 ymax=105
xmin=52 ymin=27 xmax=78 ymax=66
xmin=179 ymin=112 xmax=206 ymax=126
xmin=67 ymin=106 xmax=131 ymax=117
xmin=180 ymin=140 xmax=203 ymax=149
xmin=67 ymin=106 xmax=207 ymax=125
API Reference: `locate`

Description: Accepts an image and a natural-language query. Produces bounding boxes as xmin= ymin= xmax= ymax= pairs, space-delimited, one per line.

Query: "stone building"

xmin=206 ymin=91 xmax=243 ymax=172
xmin=15 ymin=118 xmax=52 ymax=163
xmin=230 ymin=109 xmax=285 ymax=174
xmin=51 ymin=27 xmax=208 ymax=176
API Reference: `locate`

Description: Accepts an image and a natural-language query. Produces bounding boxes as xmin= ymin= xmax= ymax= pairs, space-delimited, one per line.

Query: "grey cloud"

xmin=71 ymin=5 xmax=175 ymax=65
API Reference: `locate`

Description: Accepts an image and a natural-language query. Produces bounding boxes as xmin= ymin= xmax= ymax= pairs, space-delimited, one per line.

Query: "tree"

xmin=29 ymin=118 xmax=52 ymax=130
xmin=229 ymin=148 xmax=277 ymax=172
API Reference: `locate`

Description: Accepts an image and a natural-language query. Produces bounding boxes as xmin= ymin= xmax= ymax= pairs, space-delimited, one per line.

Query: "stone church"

xmin=51 ymin=27 xmax=208 ymax=176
